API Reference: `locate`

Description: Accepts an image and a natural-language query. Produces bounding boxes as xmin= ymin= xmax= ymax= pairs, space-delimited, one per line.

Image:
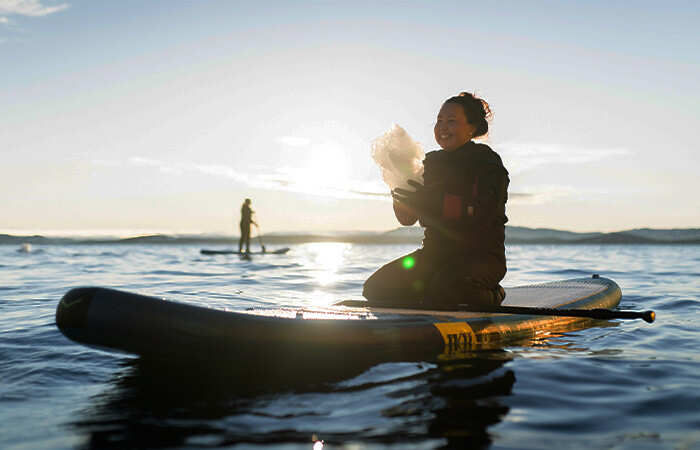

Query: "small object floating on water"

xmin=18 ymin=243 xmax=31 ymax=253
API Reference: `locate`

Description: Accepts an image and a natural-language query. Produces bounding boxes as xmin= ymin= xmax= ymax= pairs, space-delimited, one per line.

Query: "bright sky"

xmin=2 ymin=0 xmax=698 ymax=235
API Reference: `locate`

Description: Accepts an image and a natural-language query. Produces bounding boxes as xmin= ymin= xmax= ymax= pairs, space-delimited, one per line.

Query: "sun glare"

xmin=307 ymin=242 xmax=349 ymax=285
xmin=302 ymin=142 xmax=351 ymax=189
xmin=302 ymin=242 xmax=352 ymax=306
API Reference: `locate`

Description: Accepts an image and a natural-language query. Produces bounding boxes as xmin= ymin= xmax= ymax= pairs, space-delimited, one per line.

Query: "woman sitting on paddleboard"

xmin=363 ymin=92 xmax=509 ymax=307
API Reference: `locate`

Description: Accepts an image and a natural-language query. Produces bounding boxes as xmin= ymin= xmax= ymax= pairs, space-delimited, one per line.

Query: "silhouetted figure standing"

xmin=239 ymin=198 xmax=256 ymax=253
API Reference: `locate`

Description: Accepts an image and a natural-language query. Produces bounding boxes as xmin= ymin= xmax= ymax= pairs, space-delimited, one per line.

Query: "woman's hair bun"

xmin=445 ymin=92 xmax=492 ymax=138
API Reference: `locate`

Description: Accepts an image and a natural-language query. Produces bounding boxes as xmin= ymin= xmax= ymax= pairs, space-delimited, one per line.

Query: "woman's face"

xmin=434 ymin=102 xmax=476 ymax=151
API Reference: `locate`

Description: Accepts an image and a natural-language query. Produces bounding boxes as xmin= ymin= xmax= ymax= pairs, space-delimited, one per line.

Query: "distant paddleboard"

xmin=200 ymin=248 xmax=290 ymax=255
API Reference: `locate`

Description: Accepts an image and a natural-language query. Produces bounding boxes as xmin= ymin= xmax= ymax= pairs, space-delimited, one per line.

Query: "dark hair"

xmin=443 ymin=92 xmax=492 ymax=139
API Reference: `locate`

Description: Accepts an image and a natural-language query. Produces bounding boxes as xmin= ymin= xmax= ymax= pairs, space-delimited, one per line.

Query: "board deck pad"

xmin=501 ymin=277 xmax=609 ymax=308
xmin=239 ymin=276 xmax=619 ymax=326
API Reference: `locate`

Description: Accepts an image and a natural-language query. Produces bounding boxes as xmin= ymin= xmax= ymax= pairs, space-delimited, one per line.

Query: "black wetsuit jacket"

xmin=420 ymin=141 xmax=509 ymax=264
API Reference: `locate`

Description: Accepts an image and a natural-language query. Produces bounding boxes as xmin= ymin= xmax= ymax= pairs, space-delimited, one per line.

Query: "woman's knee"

xmin=362 ymin=272 xmax=383 ymax=301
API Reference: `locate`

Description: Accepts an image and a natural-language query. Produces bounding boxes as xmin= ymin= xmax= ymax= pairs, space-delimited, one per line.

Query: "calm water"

xmin=1 ymin=242 xmax=699 ymax=449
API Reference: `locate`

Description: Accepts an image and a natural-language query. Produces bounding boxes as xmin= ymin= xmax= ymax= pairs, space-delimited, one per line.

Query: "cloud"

xmin=507 ymin=185 xmax=580 ymax=205
xmin=127 ymin=156 xmax=164 ymax=168
xmin=103 ymin=157 xmax=576 ymax=206
xmin=498 ymin=141 xmax=631 ymax=174
xmin=253 ymin=166 xmax=390 ymax=200
xmin=276 ymin=136 xmax=311 ymax=147
xmin=106 ymin=157 xmax=390 ymax=201
xmin=0 ymin=0 xmax=70 ymax=17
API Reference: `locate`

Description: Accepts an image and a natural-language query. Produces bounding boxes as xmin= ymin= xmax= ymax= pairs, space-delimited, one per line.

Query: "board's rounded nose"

xmin=56 ymin=287 xmax=99 ymax=330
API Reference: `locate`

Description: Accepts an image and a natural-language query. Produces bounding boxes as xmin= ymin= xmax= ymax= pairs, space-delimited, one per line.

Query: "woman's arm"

xmin=470 ymin=165 xmax=509 ymax=226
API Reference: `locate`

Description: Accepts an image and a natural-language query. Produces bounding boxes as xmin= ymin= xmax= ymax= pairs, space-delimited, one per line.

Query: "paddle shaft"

xmin=335 ymin=300 xmax=655 ymax=323
xmin=254 ymin=223 xmax=266 ymax=253
xmin=481 ymin=305 xmax=655 ymax=323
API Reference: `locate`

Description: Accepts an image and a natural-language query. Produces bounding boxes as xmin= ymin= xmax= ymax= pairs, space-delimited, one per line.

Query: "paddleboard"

xmin=201 ymin=247 xmax=290 ymax=255
xmin=56 ymin=276 xmax=622 ymax=368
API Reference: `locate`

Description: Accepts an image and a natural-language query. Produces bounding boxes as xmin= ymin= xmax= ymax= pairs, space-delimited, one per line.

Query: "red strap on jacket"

xmin=442 ymin=194 xmax=462 ymax=221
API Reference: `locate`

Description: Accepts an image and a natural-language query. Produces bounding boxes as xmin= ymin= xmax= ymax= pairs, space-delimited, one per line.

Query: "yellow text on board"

xmin=433 ymin=322 xmax=478 ymax=352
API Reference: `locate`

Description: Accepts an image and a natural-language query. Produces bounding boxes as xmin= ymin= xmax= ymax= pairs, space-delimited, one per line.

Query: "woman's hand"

xmin=392 ymin=180 xmax=439 ymax=222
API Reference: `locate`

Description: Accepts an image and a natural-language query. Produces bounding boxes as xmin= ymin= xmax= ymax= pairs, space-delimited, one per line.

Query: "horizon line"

xmin=2 ymin=225 xmax=699 ymax=239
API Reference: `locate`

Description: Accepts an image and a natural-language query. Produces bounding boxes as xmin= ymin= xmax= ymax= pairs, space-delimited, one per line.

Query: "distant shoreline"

xmin=2 ymin=226 xmax=699 ymax=246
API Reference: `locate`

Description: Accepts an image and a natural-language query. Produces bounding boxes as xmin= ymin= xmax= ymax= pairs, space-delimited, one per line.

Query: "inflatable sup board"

xmin=56 ymin=276 xmax=628 ymax=368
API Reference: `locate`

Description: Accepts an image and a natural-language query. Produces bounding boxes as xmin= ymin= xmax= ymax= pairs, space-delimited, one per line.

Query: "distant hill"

xmin=377 ymin=226 xmax=700 ymax=245
xmin=507 ymin=227 xmax=700 ymax=244
xmin=621 ymin=228 xmax=700 ymax=242
xmin=2 ymin=227 xmax=699 ymax=246
xmin=505 ymin=226 xmax=600 ymax=243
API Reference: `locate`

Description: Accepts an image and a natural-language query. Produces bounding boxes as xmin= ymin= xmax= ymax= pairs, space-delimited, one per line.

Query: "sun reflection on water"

xmin=303 ymin=242 xmax=352 ymax=306
xmin=307 ymin=242 xmax=349 ymax=285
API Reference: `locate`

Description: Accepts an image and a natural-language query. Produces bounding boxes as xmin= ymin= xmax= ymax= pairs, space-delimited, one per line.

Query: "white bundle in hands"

xmin=371 ymin=124 xmax=425 ymax=191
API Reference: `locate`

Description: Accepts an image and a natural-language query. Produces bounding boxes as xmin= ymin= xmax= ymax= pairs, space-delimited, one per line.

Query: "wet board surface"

xmin=55 ymin=276 xmax=621 ymax=367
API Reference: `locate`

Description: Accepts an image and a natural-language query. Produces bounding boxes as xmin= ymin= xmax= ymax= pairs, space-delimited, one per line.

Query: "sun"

xmin=272 ymin=135 xmax=357 ymax=200
xmin=309 ymin=142 xmax=351 ymax=185
xmin=298 ymin=141 xmax=351 ymax=190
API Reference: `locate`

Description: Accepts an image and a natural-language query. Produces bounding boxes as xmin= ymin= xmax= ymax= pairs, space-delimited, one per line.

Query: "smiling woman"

xmin=364 ymin=91 xmax=510 ymax=309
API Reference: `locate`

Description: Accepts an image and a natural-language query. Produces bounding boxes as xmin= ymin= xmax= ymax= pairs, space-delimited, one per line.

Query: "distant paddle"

xmin=255 ymin=224 xmax=266 ymax=253
xmin=334 ymin=300 xmax=656 ymax=323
